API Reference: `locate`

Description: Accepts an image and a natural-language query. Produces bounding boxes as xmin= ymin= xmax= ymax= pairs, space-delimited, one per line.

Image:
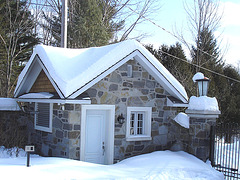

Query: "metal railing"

xmin=210 ymin=123 xmax=240 ymax=179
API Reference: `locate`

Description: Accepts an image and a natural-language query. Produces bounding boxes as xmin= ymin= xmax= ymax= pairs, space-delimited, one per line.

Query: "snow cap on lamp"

xmin=193 ymin=72 xmax=210 ymax=96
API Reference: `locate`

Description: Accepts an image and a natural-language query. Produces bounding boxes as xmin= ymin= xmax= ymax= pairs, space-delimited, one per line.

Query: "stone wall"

xmin=84 ymin=59 xmax=186 ymax=162
xmin=186 ymin=109 xmax=218 ymax=161
xmin=31 ymin=103 xmax=81 ymax=160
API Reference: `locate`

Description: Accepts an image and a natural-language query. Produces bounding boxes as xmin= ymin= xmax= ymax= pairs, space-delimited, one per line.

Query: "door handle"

xmin=102 ymin=142 xmax=105 ymax=156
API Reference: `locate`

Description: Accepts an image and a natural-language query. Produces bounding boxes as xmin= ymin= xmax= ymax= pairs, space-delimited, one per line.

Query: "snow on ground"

xmin=0 ymin=148 xmax=224 ymax=180
xmin=0 ymin=146 xmax=26 ymax=158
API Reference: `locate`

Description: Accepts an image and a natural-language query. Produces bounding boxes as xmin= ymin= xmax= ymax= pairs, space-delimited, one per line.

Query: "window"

xmin=35 ymin=103 xmax=53 ymax=133
xmin=126 ymin=107 xmax=152 ymax=141
xmin=127 ymin=65 xmax=132 ymax=78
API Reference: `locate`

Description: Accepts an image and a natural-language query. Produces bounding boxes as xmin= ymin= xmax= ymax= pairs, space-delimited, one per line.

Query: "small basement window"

xmin=126 ymin=107 xmax=152 ymax=141
xmin=35 ymin=103 xmax=53 ymax=133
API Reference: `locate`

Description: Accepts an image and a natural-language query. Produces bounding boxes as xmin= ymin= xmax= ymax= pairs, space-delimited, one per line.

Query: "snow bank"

xmin=0 ymin=98 xmax=20 ymax=111
xmin=0 ymin=150 xmax=224 ymax=179
xmin=188 ymin=96 xmax=219 ymax=111
xmin=0 ymin=146 xmax=26 ymax=158
xmin=174 ymin=112 xmax=189 ymax=128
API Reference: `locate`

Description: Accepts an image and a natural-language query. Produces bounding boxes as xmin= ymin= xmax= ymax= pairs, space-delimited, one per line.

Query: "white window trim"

xmin=126 ymin=107 xmax=152 ymax=141
xmin=34 ymin=103 xmax=53 ymax=133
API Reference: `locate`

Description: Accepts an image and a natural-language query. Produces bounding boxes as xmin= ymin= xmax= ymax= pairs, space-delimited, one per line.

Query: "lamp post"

xmin=196 ymin=77 xmax=210 ymax=96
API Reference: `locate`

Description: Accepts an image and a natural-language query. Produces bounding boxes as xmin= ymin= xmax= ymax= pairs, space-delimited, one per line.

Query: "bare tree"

xmin=29 ymin=0 xmax=61 ymax=45
xmin=35 ymin=0 xmax=160 ymax=46
xmin=177 ymin=0 xmax=223 ymax=71
xmin=116 ymin=0 xmax=160 ymax=41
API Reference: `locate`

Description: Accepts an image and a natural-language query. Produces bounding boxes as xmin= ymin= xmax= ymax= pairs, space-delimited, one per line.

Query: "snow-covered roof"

xmin=0 ymin=98 xmax=21 ymax=111
xmin=14 ymin=40 xmax=188 ymax=103
xmin=19 ymin=92 xmax=54 ymax=99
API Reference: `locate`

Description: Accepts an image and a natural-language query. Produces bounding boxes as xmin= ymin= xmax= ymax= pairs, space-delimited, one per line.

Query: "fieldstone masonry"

xmin=84 ymin=59 xmax=184 ymax=162
xmin=185 ymin=109 xmax=220 ymax=161
xmin=32 ymin=103 xmax=81 ymax=159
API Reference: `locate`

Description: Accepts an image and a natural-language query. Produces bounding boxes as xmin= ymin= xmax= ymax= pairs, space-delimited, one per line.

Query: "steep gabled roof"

xmin=14 ymin=40 xmax=188 ymax=103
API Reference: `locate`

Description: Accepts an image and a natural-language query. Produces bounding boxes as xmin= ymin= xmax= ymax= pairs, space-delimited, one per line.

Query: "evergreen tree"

xmin=191 ymin=28 xmax=221 ymax=97
xmin=41 ymin=0 xmax=124 ymax=48
xmin=191 ymin=28 xmax=240 ymax=123
xmin=220 ymin=66 xmax=240 ymax=123
xmin=68 ymin=0 xmax=112 ymax=48
xmin=145 ymin=43 xmax=195 ymax=96
xmin=0 ymin=0 xmax=39 ymax=97
xmin=191 ymin=28 xmax=224 ymax=73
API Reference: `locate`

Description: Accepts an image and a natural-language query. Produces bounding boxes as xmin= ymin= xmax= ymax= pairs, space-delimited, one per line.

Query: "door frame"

xmin=80 ymin=105 xmax=115 ymax=164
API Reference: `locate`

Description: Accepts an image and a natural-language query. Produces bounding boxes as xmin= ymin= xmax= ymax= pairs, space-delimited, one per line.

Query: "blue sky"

xmin=128 ymin=0 xmax=240 ymax=67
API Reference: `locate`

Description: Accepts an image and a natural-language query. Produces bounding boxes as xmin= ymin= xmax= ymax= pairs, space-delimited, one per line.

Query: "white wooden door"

xmin=85 ymin=110 xmax=106 ymax=164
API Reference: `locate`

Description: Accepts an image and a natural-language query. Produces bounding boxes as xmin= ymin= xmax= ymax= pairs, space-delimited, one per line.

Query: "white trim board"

xmin=15 ymin=98 xmax=91 ymax=104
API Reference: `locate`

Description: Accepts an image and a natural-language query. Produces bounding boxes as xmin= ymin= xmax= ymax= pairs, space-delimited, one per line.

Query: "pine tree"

xmin=220 ymin=66 xmax=240 ymax=123
xmin=191 ymin=28 xmax=224 ymax=96
xmin=41 ymin=0 xmax=124 ymax=48
xmin=0 ymin=0 xmax=39 ymax=97
xmin=191 ymin=28 xmax=240 ymax=123
xmin=68 ymin=0 xmax=111 ymax=48
xmin=191 ymin=28 xmax=223 ymax=73
xmin=145 ymin=43 xmax=195 ymax=96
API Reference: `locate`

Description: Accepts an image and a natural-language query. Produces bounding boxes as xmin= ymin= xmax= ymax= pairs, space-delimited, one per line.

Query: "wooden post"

xmin=209 ymin=125 xmax=215 ymax=166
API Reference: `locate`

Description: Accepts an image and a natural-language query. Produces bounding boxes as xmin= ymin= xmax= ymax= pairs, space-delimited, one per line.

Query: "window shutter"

xmin=36 ymin=103 xmax=50 ymax=128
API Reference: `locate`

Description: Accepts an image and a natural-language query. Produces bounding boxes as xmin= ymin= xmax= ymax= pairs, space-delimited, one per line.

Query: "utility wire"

xmin=30 ymin=0 xmax=240 ymax=83
xmin=119 ymin=0 xmax=240 ymax=83
xmin=122 ymin=1 xmax=219 ymax=61
xmin=158 ymin=49 xmax=240 ymax=83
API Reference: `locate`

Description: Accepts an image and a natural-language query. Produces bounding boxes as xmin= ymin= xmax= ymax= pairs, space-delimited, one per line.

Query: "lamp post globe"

xmin=196 ymin=77 xmax=210 ymax=96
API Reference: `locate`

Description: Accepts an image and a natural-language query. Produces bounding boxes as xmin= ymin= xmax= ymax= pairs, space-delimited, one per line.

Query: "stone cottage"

xmin=14 ymin=40 xmax=190 ymax=164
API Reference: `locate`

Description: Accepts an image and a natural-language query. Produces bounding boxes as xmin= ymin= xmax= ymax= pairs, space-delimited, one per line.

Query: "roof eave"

xmin=15 ymin=98 xmax=91 ymax=104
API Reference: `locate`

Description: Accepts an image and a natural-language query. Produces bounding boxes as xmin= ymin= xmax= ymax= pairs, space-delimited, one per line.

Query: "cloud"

xmin=215 ymin=1 xmax=240 ymax=66
xmin=222 ymin=33 xmax=240 ymax=66
xmin=219 ymin=1 xmax=240 ymax=27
